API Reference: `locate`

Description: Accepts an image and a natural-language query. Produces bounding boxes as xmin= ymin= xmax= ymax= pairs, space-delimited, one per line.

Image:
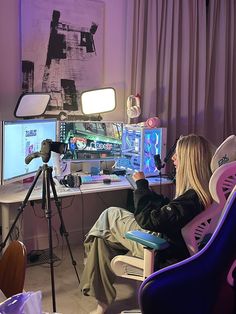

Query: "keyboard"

xmin=80 ymin=174 xmax=121 ymax=184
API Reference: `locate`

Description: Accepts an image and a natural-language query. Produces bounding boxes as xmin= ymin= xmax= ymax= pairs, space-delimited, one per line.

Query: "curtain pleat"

xmin=127 ymin=0 xmax=236 ymax=148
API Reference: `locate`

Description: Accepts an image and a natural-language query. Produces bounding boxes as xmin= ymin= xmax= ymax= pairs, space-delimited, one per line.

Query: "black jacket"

xmin=133 ymin=179 xmax=204 ymax=268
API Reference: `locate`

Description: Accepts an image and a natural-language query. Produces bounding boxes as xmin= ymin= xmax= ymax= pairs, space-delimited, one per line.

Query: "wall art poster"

xmin=21 ymin=0 xmax=104 ymax=119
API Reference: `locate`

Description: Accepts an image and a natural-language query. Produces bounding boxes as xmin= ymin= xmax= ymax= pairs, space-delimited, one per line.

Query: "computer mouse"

xmin=103 ymin=178 xmax=111 ymax=184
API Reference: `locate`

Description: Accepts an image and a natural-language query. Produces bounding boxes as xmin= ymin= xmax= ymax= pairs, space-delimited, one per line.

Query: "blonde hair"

xmin=175 ymin=134 xmax=213 ymax=208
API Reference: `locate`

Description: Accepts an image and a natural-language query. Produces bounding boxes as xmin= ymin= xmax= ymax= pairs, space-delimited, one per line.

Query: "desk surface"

xmin=0 ymin=176 xmax=173 ymax=204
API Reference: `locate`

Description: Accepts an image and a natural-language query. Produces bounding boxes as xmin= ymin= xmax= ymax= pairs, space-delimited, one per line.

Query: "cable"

xmin=28 ymin=197 xmax=69 ymax=268
xmin=78 ymin=186 xmax=85 ymax=242
xmin=60 ymin=195 xmax=76 ymax=210
xmin=95 ymin=192 xmax=111 ymax=208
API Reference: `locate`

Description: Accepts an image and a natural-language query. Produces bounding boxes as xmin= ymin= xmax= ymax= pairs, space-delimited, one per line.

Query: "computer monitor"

xmin=2 ymin=119 xmax=57 ymax=185
xmin=58 ymin=121 xmax=123 ymax=162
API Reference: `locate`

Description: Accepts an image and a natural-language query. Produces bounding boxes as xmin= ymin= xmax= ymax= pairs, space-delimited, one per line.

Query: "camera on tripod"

xmin=13 ymin=93 xmax=81 ymax=312
xmin=25 ymin=139 xmax=68 ymax=164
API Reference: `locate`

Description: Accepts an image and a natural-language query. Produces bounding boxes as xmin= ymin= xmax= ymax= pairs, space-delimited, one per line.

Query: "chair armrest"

xmin=125 ymin=230 xmax=169 ymax=250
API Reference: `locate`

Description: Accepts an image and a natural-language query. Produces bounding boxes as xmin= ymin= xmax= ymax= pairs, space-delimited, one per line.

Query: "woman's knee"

xmin=106 ymin=206 xmax=125 ymax=218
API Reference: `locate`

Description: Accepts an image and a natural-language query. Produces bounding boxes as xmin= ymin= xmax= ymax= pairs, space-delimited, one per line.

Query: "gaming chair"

xmin=138 ymin=186 xmax=236 ymax=314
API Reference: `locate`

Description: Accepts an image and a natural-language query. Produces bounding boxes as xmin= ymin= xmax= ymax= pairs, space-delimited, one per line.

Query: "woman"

xmin=80 ymin=134 xmax=213 ymax=314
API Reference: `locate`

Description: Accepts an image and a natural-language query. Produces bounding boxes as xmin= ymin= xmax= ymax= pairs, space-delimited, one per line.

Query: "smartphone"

xmin=126 ymin=173 xmax=137 ymax=190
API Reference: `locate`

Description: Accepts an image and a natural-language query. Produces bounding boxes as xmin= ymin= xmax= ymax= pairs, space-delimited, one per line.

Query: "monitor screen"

xmin=2 ymin=119 xmax=57 ymax=184
xmin=58 ymin=121 xmax=123 ymax=161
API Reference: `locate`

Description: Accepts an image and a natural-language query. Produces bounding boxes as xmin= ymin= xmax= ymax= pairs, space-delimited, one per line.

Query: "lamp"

xmin=14 ymin=92 xmax=50 ymax=118
xmin=81 ymin=87 xmax=116 ymax=115
xmin=14 ymin=87 xmax=116 ymax=119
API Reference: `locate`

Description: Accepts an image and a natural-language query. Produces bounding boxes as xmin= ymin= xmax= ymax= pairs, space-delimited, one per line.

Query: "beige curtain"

xmin=126 ymin=0 xmax=236 ymax=147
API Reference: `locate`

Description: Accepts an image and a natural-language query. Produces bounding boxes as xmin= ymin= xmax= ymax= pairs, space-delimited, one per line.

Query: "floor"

xmin=24 ymin=243 xmax=140 ymax=314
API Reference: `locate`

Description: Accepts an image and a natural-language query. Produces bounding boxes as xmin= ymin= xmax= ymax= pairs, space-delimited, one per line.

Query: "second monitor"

xmin=58 ymin=121 xmax=123 ymax=162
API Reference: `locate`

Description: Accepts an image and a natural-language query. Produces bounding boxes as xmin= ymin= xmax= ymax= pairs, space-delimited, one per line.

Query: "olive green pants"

xmin=80 ymin=207 xmax=145 ymax=305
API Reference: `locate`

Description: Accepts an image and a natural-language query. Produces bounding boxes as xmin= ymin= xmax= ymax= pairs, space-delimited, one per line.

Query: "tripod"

xmin=0 ymin=163 xmax=80 ymax=312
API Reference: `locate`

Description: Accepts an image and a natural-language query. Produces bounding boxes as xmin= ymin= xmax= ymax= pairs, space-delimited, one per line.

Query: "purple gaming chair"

xmin=138 ymin=187 xmax=236 ymax=314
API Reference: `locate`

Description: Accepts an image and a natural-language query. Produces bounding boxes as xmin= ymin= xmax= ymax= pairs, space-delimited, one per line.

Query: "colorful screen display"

xmin=58 ymin=121 xmax=123 ymax=161
xmin=116 ymin=126 xmax=167 ymax=176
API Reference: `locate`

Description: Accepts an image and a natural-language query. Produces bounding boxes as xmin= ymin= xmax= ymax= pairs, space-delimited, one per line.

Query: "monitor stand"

xmin=82 ymin=161 xmax=100 ymax=174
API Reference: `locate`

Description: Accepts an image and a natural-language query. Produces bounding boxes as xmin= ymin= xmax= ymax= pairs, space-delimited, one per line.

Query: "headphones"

xmin=127 ymin=95 xmax=141 ymax=119
xmin=60 ymin=174 xmax=82 ymax=188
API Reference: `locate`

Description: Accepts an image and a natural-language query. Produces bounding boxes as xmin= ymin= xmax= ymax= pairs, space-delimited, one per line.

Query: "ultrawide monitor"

xmin=58 ymin=121 xmax=123 ymax=161
xmin=2 ymin=119 xmax=57 ymax=185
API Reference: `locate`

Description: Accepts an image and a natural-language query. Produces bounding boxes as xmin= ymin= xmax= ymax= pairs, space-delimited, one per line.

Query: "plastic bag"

xmin=0 ymin=291 xmax=42 ymax=314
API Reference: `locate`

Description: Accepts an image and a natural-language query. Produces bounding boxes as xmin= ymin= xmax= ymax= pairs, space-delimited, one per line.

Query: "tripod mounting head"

xmin=25 ymin=139 xmax=67 ymax=164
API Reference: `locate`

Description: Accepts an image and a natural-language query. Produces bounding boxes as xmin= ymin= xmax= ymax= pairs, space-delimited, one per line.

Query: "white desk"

xmin=0 ymin=176 xmax=173 ymax=248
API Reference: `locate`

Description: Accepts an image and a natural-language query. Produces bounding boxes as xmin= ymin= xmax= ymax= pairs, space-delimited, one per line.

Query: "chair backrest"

xmin=0 ymin=240 xmax=27 ymax=298
xmin=210 ymin=134 xmax=236 ymax=173
xmin=182 ymin=160 xmax=236 ymax=255
xmin=139 ymin=186 xmax=236 ymax=314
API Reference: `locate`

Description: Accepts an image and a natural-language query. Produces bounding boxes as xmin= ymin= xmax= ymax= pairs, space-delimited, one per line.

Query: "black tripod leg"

xmin=42 ymin=166 xmax=57 ymax=312
xmin=48 ymin=166 xmax=80 ymax=284
xmin=0 ymin=167 xmax=43 ymax=253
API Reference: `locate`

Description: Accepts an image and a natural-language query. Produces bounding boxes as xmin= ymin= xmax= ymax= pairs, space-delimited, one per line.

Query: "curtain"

xmin=126 ymin=0 xmax=236 ymax=148
xmin=205 ymin=0 xmax=236 ymax=144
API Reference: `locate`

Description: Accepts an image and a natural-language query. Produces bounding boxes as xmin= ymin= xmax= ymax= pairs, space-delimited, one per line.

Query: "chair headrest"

xmin=210 ymin=135 xmax=236 ymax=173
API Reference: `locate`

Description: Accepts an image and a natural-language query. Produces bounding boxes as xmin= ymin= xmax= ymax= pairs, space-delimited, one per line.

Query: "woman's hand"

xmin=132 ymin=171 xmax=145 ymax=181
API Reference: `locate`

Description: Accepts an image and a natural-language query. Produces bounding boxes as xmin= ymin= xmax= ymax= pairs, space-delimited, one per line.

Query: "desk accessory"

xmin=103 ymin=168 xmax=126 ymax=176
xmin=60 ymin=173 xmax=121 ymax=187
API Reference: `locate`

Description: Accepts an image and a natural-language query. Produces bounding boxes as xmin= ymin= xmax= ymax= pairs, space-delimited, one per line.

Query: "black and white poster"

xmin=21 ymin=0 xmax=104 ymax=119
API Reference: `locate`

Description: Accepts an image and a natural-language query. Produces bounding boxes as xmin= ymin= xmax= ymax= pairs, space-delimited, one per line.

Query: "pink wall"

xmin=0 ymin=0 xmax=21 ymax=121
